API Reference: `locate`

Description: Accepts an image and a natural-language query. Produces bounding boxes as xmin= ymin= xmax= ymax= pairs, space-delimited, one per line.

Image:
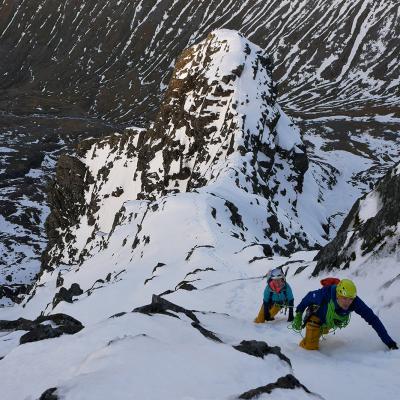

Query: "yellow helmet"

xmin=336 ymin=279 xmax=357 ymax=299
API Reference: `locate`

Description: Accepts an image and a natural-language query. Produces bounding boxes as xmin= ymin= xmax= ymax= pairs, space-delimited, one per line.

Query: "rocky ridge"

xmin=42 ymin=30 xmax=325 ymax=271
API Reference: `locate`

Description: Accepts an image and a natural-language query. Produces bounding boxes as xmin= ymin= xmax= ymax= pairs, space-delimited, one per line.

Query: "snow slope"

xmin=1 ymin=141 xmax=399 ymax=399
xmin=0 ymin=224 xmax=399 ymax=399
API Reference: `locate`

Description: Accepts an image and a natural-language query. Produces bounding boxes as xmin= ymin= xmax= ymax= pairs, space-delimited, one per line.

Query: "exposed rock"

xmin=191 ymin=322 xmax=222 ymax=343
xmin=0 ymin=317 xmax=36 ymax=332
xmin=35 ymin=313 xmax=84 ymax=334
xmin=20 ymin=315 xmax=83 ymax=344
xmin=38 ymin=388 xmax=59 ymax=400
xmin=109 ymin=312 xmax=127 ymax=319
xmin=184 ymin=267 xmax=216 ymax=278
xmin=152 ymin=262 xmax=166 ymax=273
xmin=133 ymin=295 xmax=223 ymax=343
xmin=0 ymin=313 xmax=83 ymax=345
xmin=233 ymin=340 xmax=291 ymax=366
xmin=238 ymin=374 xmax=312 ymax=399
xmin=56 ymin=272 xmax=64 ymax=288
xmin=225 ymin=200 xmax=245 ymax=230
xmin=42 ymin=154 xmax=90 ymax=270
xmin=133 ymin=294 xmax=200 ymax=323
xmin=294 ymin=265 xmax=309 ymax=275
xmin=185 ymin=245 xmax=215 ymax=261
xmin=175 ymin=281 xmax=197 ymax=291
xmin=52 ymin=283 xmax=84 ymax=307
xmin=20 ymin=324 xmax=61 ymax=344
xmin=0 ymin=284 xmax=32 ymax=304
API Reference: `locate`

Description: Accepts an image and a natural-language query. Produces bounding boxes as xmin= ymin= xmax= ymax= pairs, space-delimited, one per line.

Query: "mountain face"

xmin=1 ymin=0 xmax=399 ymax=121
xmin=1 ymin=0 xmax=399 ymax=289
xmin=42 ymin=30 xmax=324 ymax=271
xmin=313 ymin=161 xmax=400 ymax=275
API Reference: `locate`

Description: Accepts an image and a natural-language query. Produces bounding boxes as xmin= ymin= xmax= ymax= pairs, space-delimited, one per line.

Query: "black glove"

xmin=388 ymin=342 xmax=398 ymax=350
xmin=263 ymin=301 xmax=273 ymax=321
xmin=287 ymin=299 xmax=294 ymax=322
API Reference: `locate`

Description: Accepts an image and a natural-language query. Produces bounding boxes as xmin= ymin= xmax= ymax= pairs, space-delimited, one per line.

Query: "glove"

xmin=291 ymin=312 xmax=303 ymax=331
xmin=287 ymin=300 xmax=294 ymax=322
xmin=263 ymin=301 xmax=274 ymax=321
xmin=388 ymin=342 xmax=398 ymax=350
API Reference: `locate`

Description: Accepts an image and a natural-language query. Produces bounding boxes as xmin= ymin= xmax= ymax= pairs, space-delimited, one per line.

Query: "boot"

xmin=254 ymin=304 xmax=265 ymax=323
xmin=269 ymin=304 xmax=281 ymax=318
xmin=254 ymin=304 xmax=282 ymax=323
xmin=299 ymin=315 xmax=322 ymax=350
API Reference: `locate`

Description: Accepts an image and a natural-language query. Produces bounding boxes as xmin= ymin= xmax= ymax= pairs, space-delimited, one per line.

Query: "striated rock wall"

xmin=1 ymin=0 xmax=399 ymax=121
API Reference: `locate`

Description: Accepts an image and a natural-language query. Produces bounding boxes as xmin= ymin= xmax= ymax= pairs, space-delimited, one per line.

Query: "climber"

xmin=254 ymin=267 xmax=294 ymax=323
xmin=291 ymin=278 xmax=398 ymax=350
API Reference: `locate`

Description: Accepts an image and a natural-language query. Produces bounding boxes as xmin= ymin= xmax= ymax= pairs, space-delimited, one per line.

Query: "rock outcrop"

xmin=314 ymin=162 xmax=400 ymax=274
xmin=0 ymin=313 xmax=84 ymax=345
xmin=238 ymin=374 xmax=313 ymax=399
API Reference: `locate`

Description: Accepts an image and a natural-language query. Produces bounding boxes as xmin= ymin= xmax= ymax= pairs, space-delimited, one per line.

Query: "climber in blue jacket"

xmin=254 ymin=267 xmax=294 ymax=323
xmin=291 ymin=279 xmax=398 ymax=350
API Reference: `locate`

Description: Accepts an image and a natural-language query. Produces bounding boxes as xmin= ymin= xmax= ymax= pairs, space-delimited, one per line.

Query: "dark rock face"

xmin=42 ymin=155 xmax=89 ymax=269
xmin=238 ymin=374 xmax=312 ymax=399
xmin=314 ymin=163 xmax=400 ymax=274
xmin=52 ymin=283 xmax=84 ymax=307
xmin=191 ymin=322 xmax=222 ymax=343
xmin=233 ymin=340 xmax=291 ymax=366
xmin=0 ymin=284 xmax=31 ymax=304
xmin=38 ymin=388 xmax=59 ymax=400
xmin=0 ymin=313 xmax=84 ymax=345
xmin=0 ymin=317 xmax=36 ymax=332
xmin=20 ymin=324 xmax=62 ymax=344
xmin=175 ymin=281 xmax=197 ymax=291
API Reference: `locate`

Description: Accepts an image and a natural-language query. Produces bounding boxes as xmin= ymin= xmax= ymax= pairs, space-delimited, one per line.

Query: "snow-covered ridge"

xmin=42 ymin=30 xmax=329 ymax=270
